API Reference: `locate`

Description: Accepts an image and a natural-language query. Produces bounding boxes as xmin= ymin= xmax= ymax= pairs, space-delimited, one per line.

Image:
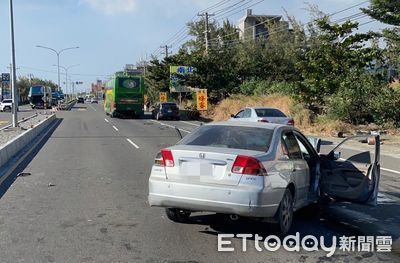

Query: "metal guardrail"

xmin=0 ymin=113 xmax=39 ymax=131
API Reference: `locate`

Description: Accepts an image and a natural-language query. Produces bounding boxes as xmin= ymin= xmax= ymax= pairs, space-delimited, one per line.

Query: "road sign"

xmin=1 ymin=73 xmax=10 ymax=83
xmin=169 ymin=65 xmax=194 ymax=93
xmin=196 ymin=89 xmax=207 ymax=111
xmin=159 ymin=92 xmax=167 ymax=102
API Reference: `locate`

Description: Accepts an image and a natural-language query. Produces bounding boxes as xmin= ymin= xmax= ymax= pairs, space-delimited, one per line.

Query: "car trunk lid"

xmin=164 ymin=146 xmax=263 ymax=186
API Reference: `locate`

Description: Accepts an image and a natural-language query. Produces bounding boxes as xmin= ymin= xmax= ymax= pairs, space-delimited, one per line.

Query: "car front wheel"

xmin=165 ymin=208 xmax=191 ymax=223
xmin=277 ymin=189 xmax=294 ymax=235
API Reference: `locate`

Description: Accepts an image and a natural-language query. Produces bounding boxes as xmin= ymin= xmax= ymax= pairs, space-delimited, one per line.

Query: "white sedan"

xmin=148 ymin=121 xmax=380 ymax=234
xmin=230 ymin=107 xmax=294 ymax=125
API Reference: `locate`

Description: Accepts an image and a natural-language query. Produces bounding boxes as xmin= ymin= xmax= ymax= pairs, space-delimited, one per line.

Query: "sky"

xmin=0 ymin=0 xmax=389 ymax=93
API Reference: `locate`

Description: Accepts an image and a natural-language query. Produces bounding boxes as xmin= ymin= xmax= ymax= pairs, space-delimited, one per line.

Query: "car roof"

xmin=245 ymin=107 xmax=283 ymax=111
xmin=205 ymin=120 xmax=290 ymax=130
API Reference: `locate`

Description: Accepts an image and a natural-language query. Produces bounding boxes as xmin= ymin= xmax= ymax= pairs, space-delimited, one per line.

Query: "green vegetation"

xmin=146 ymin=2 xmax=400 ymax=128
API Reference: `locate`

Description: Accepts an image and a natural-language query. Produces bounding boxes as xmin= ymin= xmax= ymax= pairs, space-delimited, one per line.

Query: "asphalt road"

xmin=0 ymin=102 xmax=399 ymax=262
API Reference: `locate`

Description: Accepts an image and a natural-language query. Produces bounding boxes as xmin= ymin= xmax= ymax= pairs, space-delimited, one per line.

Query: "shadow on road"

xmin=183 ymin=201 xmax=400 ymax=245
xmin=0 ymin=118 xmax=63 ymax=199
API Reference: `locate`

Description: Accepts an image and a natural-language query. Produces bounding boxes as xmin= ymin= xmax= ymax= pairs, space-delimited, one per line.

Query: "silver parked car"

xmin=230 ymin=107 xmax=294 ymax=125
xmin=148 ymin=122 xmax=380 ymax=234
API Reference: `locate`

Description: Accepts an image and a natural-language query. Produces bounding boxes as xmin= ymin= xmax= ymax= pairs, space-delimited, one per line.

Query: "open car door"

xmin=319 ymin=135 xmax=380 ymax=206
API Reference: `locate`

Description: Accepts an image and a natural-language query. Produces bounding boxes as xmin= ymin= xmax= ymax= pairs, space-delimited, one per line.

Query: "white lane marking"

xmin=104 ymin=118 xmax=109 ymax=123
xmin=151 ymin=120 xmax=191 ymax=133
xmin=126 ymin=138 xmax=140 ymax=149
xmin=88 ymin=104 xmax=97 ymax=111
xmin=112 ymin=125 xmax=119 ymax=131
xmin=381 ymin=167 xmax=400 ymax=175
xmin=180 ymin=120 xmax=201 ymax=127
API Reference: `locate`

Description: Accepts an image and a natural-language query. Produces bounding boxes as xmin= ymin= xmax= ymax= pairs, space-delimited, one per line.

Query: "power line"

xmin=215 ymin=0 xmax=265 ymax=21
xmin=213 ymin=0 xmax=250 ymax=15
xmin=209 ymin=0 xmax=370 ymax=44
xmin=152 ymin=0 xmax=372 ymax=58
xmin=215 ymin=0 xmax=258 ymax=19
xmin=150 ymin=0 xmax=244 ymax=58
xmin=329 ymin=0 xmax=369 ymax=16
xmin=18 ymin=66 xmax=112 ymax=77
xmin=200 ymin=0 xmax=232 ymax=13
xmin=208 ymin=8 xmax=376 ymax=48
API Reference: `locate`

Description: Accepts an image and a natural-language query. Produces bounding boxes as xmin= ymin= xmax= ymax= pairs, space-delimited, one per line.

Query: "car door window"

xmin=235 ymin=110 xmax=245 ymax=118
xmin=243 ymin=109 xmax=252 ymax=118
xmin=281 ymin=131 xmax=302 ymax=159
xmin=294 ymin=133 xmax=315 ymax=162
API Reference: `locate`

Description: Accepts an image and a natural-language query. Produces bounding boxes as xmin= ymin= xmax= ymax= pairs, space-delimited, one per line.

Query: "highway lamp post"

xmin=53 ymin=64 xmax=79 ymax=102
xmin=35 ymin=45 xmax=79 ymax=93
xmin=8 ymin=0 xmax=18 ymax=127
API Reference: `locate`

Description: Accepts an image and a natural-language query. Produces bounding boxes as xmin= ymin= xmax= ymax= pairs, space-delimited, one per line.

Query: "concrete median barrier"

xmin=57 ymin=100 xmax=77 ymax=111
xmin=0 ymin=114 xmax=56 ymax=184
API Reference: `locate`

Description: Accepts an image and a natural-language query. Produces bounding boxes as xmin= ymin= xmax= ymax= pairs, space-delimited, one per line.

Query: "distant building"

xmin=238 ymin=9 xmax=289 ymax=40
xmin=91 ymin=79 xmax=104 ymax=99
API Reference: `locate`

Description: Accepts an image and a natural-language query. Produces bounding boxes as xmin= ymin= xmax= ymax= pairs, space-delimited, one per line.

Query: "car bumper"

xmin=159 ymin=112 xmax=179 ymax=118
xmin=149 ymin=178 xmax=279 ymax=218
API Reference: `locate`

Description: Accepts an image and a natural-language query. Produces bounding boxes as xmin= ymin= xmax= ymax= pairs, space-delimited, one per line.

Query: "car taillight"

xmin=257 ymin=119 xmax=269 ymax=123
xmin=287 ymin=119 xmax=295 ymax=126
xmin=231 ymin=155 xmax=267 ymax=176
xmin=154 ymin=149 xmax=175 ymax=167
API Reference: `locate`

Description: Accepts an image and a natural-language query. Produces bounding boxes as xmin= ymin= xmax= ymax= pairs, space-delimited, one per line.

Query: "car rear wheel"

xmin=277 ymin=189 xmax=294 ymax=235
xmin=165 ymin=208 xmax=191 ymax=223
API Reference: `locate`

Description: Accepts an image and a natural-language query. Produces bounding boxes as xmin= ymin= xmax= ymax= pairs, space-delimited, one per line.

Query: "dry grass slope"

xmin=206 ymin=94 xmax=375 ymax=137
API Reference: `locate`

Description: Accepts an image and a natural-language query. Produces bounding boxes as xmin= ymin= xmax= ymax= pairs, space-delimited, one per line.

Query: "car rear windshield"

xmin=118 ymin=78 xmax=141 ymax=89
xmin=255 ymin=108 xmax=286 ymax=118
xmin=178 ymin=125 xmax=273 ymax=152
xmin=161 ymin=103 xmax=178 ymax=109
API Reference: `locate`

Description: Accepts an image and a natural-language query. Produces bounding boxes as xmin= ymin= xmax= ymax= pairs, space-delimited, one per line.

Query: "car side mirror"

xmin=333 ymin=151 xmax=341 ymax=161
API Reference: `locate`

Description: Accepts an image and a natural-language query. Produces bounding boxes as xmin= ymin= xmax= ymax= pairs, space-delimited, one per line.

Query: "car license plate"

xmin=181 ymin=162 xmax=200 ymax=176
xmin=200 ymin=165 xmax=213 ymax=176
xmin=168 ymin=110 xmax=172 ymax=113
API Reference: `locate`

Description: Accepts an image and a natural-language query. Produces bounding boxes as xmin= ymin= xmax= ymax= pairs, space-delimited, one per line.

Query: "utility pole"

xmin=160 ymin=45 xmax=172 ymax=58
xmin=198 ymin=12 xmax=214 ymax=55
xmin=9 ymin=0 xmax=18 ymax=127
